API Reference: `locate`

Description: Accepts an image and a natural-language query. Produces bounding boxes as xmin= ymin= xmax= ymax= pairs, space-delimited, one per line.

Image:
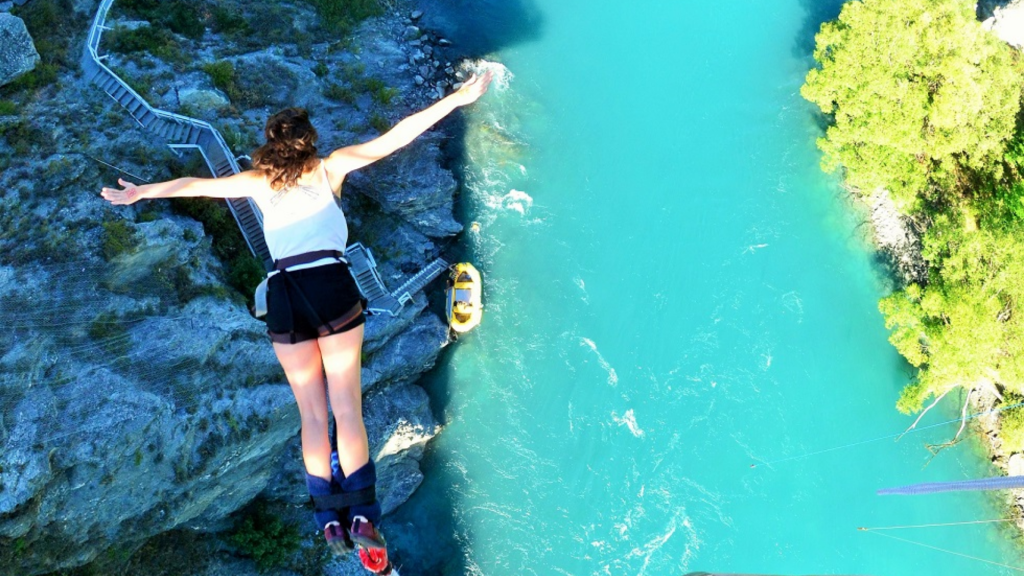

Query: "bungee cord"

xmin=860 ymin=530 xmax=1024 ymax=573
xmin=750 ymin=400 xmax=1024 ymax=469
xmin=859 ymin=518 xmax=1018 ymax=531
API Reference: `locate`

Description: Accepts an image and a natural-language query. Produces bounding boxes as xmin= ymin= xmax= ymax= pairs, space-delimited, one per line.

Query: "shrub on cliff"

xmin=114 ymin=0 xmax=205 ymax=40
xmin=302 ymin=0 xmax=383 ymax=34
xmin=228 ymin=504 xmax=301 ymax=572
xmin=101 ymin=219 xmax=139 ymax=261
xmin=801 ymin=0 xmax=1024 ymax=211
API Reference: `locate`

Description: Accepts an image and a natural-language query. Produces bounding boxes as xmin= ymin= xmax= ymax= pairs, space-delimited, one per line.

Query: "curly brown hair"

xmin=252 ymin=108 xmax=321 ymax=190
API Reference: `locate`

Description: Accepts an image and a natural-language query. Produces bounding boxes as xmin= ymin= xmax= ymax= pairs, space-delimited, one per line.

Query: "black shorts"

xmin=265 ymin=262 xmax=365 ymax=344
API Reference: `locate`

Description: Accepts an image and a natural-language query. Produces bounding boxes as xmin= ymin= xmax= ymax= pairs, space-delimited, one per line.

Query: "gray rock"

xmin=366 ymin=384 xmax=439 ymax=513
xmin=178 ymin=87 xmax=230 ymax=114
xmin=110 ymin=19 xmax=152 ymax=31
xmin=346 ymin=135 xmax=463 ymax=237
xmin=403 ymin=25 xmax=420 ymax=40
xmin=0 ymin=13 xmax=39 ymax=87
xmin=1010 ymin=453 xmax=1024 ymax=476
xmin=410 ymin=10 xmax=423 ymax=20
xmin=0 ymin=2 xmax=14 ymax=12
xmin=868 ymin=188 xmax=927 ymax=285
xmin=438 ymin=38 xmax=452 ymax=47
xmin=363 ymin=312 xmax=449 ymax=391
xmin=414 ymin=74 xmax=425 ymax=85
xmin=408 ymin=39 xmax=422 ymax=47
xmin=983 ymin=0 xmax=1024 ymax=48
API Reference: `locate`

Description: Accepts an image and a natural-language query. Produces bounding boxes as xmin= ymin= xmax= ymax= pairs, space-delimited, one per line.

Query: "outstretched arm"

xmin=324 ymin=71 xmax=493 ymax=186
xmin=101 ymin=170 xmax=261 ymax=206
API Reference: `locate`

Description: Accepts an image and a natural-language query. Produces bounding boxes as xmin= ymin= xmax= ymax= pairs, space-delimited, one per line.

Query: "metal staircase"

xmin=392 ymin=257 xmax=450 ymax=306
xmin=84 ymin=0 xmax=450 ymax=316
xmin=84 ymin=0 xmax=271 ymax=269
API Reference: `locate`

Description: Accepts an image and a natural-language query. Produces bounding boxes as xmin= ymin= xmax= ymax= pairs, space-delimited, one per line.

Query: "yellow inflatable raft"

xmin=446 ymin=262 xmax=482 ymax=333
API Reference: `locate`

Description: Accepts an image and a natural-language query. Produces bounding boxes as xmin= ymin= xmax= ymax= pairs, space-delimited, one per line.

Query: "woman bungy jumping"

xmin=101 ymin=71 xmax=493 ymax=574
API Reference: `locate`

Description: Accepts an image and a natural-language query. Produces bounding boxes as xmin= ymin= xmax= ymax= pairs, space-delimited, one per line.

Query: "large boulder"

xmin=0 ymin=13 xmax=39 ymax=87
xmin=178 ymin=87 xmax=231 ymax=115
xmin=347 ymin=135 xmax=462 ymax=237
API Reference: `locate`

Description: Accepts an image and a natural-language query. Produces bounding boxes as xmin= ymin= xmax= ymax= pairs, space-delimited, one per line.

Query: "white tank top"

xmin=254 ymin=160 xmax=348 ymax=272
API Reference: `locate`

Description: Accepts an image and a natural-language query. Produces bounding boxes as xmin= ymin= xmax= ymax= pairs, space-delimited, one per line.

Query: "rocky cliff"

xmin=0 ymin=1 xmax=467 ymax=574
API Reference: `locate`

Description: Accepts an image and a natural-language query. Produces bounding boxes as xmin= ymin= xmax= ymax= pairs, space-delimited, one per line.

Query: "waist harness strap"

xmin=272 ymin=249 xmax=347 ymax=272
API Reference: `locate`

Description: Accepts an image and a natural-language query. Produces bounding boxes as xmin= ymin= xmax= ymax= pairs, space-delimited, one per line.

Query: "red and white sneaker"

xmin=324 ymin=521 xmax=354 ymax=555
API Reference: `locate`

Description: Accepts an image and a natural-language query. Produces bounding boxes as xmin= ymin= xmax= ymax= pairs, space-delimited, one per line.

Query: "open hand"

xmin=101 ymin=178 xmax=143 ymax=206
xmin=452 ymin=70 xmax=494 ymax=107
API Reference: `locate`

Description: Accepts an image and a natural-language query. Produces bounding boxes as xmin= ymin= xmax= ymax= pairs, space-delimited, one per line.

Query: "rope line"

xmin=751 ymin=400 xmax=1024 ymax=468
xmin=859 ymin=518 xmax=1017 ymax=531
xmin=862 ymin=530 xmax=1024 ymax=572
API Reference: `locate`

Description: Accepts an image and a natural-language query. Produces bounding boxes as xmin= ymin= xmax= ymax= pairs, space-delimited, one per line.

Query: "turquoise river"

xmin=385 ymin=0 xmax=1024 ymax=574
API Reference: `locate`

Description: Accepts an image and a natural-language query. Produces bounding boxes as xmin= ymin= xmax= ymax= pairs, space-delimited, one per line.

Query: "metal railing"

xmin=84 ymin=0 xmax=451 ymax=315
xmin=84 ymin=0 xmax=269 ymax=268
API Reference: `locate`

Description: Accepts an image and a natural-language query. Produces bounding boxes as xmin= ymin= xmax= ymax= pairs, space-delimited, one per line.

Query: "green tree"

xmin=880 ymin=214 xmax=1024 ymax=412
xmin=802 ymin=0 xmax=1024 ymax=210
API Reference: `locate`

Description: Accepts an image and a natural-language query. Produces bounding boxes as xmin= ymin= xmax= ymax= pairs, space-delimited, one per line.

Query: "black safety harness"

xmin=268 ymin=250 xmax=365 ymax=344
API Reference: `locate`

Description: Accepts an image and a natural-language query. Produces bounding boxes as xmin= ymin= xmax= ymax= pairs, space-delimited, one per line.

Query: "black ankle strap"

xmin=310 ymin=487 xmax=376 ymax=512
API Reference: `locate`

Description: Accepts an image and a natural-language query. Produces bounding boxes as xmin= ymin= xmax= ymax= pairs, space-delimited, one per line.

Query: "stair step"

xmin=100 ymin=75 xmax=119 ymax=91
xmin=86 ymin=68 xmax=104 ymax=84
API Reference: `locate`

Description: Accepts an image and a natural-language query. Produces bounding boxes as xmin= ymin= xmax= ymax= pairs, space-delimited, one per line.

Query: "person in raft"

xmin=101 ymin=71 xmax=493 ymax=574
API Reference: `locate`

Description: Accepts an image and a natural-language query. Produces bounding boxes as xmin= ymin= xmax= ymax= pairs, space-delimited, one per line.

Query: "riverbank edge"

xmin=864 ymin=188 xmax=1024 ymax=541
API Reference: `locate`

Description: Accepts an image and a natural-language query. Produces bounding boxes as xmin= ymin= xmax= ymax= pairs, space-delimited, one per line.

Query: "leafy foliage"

xmin=115 ymin=0 xmax=205 ymax=40
xmin=1000 ymin=394 xmax=1024 ymax=453
xmin=228 ymin=504 xmax=301 ymax=572
xmin=801 ymin=0 xmax=1024 ymax=210
xmin=171 ymin=196 xmax=263 ymax=297
xmin=880 ymin=212 xmax=1024 ymax=412
xmin=202 ymin=61 xmax=237 ymax=95
xmin=301 ymin=0 xmax=384 ymax=34
xmin=101 ymin=220 xmax=139 ymax=261
xmin=107 ymin=26 xmax=181 ymax=62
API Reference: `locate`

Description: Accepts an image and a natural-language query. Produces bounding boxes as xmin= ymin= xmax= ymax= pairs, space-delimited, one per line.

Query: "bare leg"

xmin=273 ymin=339 xmax=331 ymax=480
xmin=318 ymin=324 xmax=369 ymax=476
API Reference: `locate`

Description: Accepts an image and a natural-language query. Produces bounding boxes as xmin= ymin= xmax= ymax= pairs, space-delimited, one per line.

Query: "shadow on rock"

xmin=411 ymin=0 xmax=544 ymax=55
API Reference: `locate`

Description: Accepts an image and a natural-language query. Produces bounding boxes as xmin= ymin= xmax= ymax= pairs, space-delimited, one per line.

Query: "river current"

xmin=386 ymin=0 xmax=1024 ymax=573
